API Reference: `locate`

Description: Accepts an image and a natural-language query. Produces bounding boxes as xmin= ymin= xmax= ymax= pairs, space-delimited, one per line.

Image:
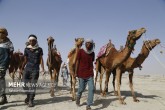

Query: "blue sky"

xmin=0 ymin=0 xmax=165 ymax=75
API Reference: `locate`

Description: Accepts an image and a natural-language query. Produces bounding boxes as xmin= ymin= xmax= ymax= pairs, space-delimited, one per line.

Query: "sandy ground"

xmin=0 ymin=73 xmax=165 ymax=110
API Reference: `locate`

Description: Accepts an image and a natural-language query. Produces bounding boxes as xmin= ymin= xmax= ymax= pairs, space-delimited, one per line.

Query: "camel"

xmin=113 ymin=38 xmax=161 ymax=104
xmin=95 ymin=27 xmax=146 ymax=98
xmin=47 ymin=36 xmax=62 ymax=97
xmin=68 ymin=38 xmax=84 ymax=101
xmin=9 ymin=50 xmax=24 ymax=81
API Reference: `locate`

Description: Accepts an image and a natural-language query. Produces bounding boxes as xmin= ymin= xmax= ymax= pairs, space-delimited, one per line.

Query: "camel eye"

xmin=133 ymin=30 xmax=136 ymax=34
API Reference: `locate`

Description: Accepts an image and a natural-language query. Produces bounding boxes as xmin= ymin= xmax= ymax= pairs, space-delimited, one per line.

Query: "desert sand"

xmin=0 ymin=73 xmax=165 ymax=110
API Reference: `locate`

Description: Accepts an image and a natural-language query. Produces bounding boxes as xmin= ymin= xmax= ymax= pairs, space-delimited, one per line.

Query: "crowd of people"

xmin=0 ymin=27 xmax=95 ymax=110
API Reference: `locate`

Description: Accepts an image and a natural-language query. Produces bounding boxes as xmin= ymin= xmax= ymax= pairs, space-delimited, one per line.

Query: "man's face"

xmin=29 ymin=39 xmax=37 ymax=46
xmin=85 ymin=42 xmax=93 ymax=51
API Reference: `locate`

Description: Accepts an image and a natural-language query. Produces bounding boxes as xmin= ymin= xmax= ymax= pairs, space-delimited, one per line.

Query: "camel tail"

xmin=95 ymin=59 xmax=101 ymax=73
xmin=94 ymin=59 xmax=102 ymax=89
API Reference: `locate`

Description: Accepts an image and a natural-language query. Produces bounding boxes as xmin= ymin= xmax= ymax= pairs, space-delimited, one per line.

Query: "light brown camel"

xmin=47 ymin=36 xmax=62 ymax=97
xmin=68 ymin=38 xmax=84 ymax=101
xmin=95 ymin=28 xmax=146 ymax=97
xmin=113 ymin=39 xmax=161 ymax=104
xmin=9 ymin=50 xmax=24 ymax=81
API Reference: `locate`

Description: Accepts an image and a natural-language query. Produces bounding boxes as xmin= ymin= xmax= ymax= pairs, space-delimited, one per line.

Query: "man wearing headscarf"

xmin=75 ymin=38 xmax=95 ymax=110
xmin=0 ymin=27 xmax=14 ymax=105
xmin=20 ymin=34 xmax=45 ymax=107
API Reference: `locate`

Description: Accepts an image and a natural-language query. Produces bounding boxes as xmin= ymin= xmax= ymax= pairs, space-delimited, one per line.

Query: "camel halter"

xmin=126 ymin=36 xmax=136 ymax=50
xmin=142 ymin=34 xmax=165 ymax=69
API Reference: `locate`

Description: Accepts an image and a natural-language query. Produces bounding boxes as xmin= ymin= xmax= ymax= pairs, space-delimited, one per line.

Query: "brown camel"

xmin=68 ymin=38 xmax=84 ymax=101
xmin=113 ymin=39 xmax=161 ymax=104
xmin=9 ymin=50 xmax=24 ymax=81
xmin=95 ymin=28 xmax=146 ymax=98
xmin=47 ymin=36 xmax=62 ymax=97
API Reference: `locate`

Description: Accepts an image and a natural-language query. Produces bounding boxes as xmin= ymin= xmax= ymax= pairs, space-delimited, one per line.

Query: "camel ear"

xmin=75 ymin=38 xmax=78 ymax=41
xmin=47 ymin=38 xmax=48 ymax=41
xmin=143 ymin=40 xmax=147 ymax=44
xmin=144 ymin=40 xmax=150 ymax=44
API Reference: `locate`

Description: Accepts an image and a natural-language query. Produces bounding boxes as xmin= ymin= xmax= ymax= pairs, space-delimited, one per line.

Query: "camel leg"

xmin=49 ymin=70 xmax=55 ymax=97
xmin=99 ymin=66 xmax=105 ymax=93
xmin=19 ymin=67 xmax=23 ymax=80
xmin=53 ymin=69 xmax=58 ymax=88
xmin=116 ymin=68 xmax=126 ymax=104
xmin=94 ymin=70 xmax=98 ymax=90
xmin=70 ymin=74 xmax=72 ymax=94
xmin=18 ymin=69 xmax=22 ymax=80
xmin=112 ymin=70 xmax=117 ymax=96
xmin=12 ymin=71 xmax=15 ymax=82
xmin=55 ymin=73 xmax=59 ymax=87
xmin=50 ymin=79 xmax=55 ymax=97
xmin=55 ymin=67 xmax=61 ymax=87
xmin=99 ymin=72 xmax=104 ymax=94
xmin=71 ymin=75 xmax=76 ymax=101
xmin=128 ymin=71 xmax=139 ymax=102
xmin=69 ymin=69 xmax=76 ymax=101
xmin=9 ymin=66 xmax=15 ymax=82
xmin=102 ymin=69 xmax=110 ymax=96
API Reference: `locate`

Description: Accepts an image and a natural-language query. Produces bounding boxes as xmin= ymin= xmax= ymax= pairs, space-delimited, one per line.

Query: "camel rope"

xmin=160 ymin=44 xmax=165 ymax=48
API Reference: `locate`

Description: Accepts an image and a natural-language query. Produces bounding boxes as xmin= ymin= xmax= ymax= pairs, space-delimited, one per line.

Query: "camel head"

xmin=47 ymin=36 xmax=54 ymax=50
xmin=126 ymin=27 xmax=146 ymax=49
xmin=143 ymin=39 xmax=161 ymax=50
xmin=75 ymin=38 xmax=84 ymax=48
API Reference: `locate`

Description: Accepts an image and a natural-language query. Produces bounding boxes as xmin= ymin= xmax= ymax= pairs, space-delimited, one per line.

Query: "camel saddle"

xmin=97 ymin=42 xmax=114 ymax=58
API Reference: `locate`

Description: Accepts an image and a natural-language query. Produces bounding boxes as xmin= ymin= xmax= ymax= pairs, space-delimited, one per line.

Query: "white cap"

xmin=85 ymin=39 xmax=94 ymax=43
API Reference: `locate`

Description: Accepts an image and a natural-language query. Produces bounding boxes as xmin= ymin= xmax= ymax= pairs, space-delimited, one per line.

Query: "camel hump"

xmin=67 ymin=48 xmax=76 ymax=58
xmin=97 ymin=42 xmax=114 ymax=58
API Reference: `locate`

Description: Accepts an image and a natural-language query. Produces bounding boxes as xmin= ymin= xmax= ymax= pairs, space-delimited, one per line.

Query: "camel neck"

xmin=115 ymin=46 xmax=132 ymax=64
xmin=133 ymin=45 xmax=150 ymax=68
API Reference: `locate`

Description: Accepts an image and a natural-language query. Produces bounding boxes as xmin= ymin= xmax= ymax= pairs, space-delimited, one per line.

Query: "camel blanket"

xmin=97 ymin=44 xmax=107 ymax=58
xmin=97 ymin=43 xmax=114 ymax=58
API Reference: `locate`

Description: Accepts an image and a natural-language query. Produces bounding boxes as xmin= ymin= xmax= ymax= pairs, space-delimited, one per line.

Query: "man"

xmin=20 ymin=34 xmax=45 ymax=107
xmin=61 ymin=62 xmax=69 ymax=86
xmin=0 ymin=27 xmax=14 ymax=105
xmin=75 ymin=39 xmax=95 ymax=110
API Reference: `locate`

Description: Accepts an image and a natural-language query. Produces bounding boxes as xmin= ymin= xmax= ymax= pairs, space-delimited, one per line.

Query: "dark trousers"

xmin=0 ymin=69 xmax=6 ymax=97
xmin=23 ymin=68 xmax=39 ymax=100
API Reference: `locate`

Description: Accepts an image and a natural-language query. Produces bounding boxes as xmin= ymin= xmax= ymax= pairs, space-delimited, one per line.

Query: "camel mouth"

xmin=139 ymin=27 xmax=146 ymax=35
xmin=132 ymin=28 xmax=146 ymax=40
xmin=141 ymin=28 xmax=146 ymax=33
xmin=155 ymin=39 xmax=161 ymax=44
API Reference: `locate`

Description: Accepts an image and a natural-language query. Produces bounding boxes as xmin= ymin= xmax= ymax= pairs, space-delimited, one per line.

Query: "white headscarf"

xmin=26 ymin=36 xmax=39 ymax=49
xmin=83 ymin=39 xmax=95 ymax=54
